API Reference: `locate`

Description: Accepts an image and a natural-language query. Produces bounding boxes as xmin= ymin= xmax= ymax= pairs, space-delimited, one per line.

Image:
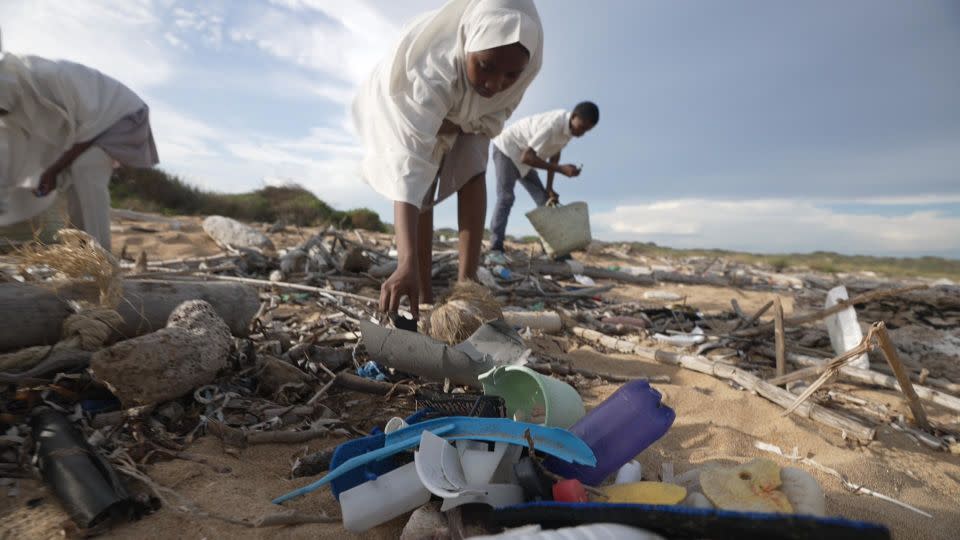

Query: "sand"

xmin=2 ymin=214 xmax=959 ymax=539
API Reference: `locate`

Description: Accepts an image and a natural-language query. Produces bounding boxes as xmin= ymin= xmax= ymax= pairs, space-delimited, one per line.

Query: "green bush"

xmin=110 ymin=167 xmax=386 ymax=231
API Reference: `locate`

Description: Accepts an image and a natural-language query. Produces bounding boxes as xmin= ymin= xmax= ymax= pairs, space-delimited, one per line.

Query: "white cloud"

xmin=230 ymin=1 xmax=398 ymax=85
xmin=163 ymin=32 xmax=189 ymax=50
xmin=170 ymin=6 xmax=224 ymax=47
xmin=0 ymin=0 xmax=174 ymax=91
xmin=594 ymin=198 xmax=960 ymax=256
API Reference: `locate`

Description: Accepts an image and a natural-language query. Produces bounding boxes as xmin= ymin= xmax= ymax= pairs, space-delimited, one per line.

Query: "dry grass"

xmin=428 ymin=281 xmax=503 ymax=344
xmin=19 ymin=229 xmax=123 ymax=307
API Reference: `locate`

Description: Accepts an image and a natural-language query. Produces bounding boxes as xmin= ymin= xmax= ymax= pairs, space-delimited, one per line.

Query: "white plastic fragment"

xmin=824 ymin=286 xmax=870 ymax=370
xmin=654 ymin=327 xmax=705 ymax=347
xmin=615 ymin=460 xmax=643 ymax=484
xmin=339 ymin=462 xmax=432 ymax=532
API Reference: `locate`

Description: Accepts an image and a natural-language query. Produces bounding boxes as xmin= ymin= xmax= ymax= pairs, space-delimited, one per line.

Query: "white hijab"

xmin=353 ymin=0 xmax=543 ymax=208
xmin=0 ymin=52 xmax=145 ymax=224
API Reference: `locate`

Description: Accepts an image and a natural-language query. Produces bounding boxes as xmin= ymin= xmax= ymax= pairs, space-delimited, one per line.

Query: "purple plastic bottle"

xmin=545 ymin=380 xmax=675 ymax=486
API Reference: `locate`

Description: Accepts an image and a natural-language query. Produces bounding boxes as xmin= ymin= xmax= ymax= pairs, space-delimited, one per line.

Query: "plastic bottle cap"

xmin=552 ymin=479 xmax=588 ymax=503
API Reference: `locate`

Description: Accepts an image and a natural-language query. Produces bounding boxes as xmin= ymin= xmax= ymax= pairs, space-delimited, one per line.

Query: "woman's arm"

xmin=380 ymin=201 xmax=421 ymax=317
xmin=34 ymin=141 xmax=94 ymax=197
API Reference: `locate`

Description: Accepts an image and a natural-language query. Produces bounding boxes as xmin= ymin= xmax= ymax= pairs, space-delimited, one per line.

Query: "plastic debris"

xmin=602 ymin=482 xmax=686 ymax=505
xmin=356 ymin=360 xmax=387 ymax=382
xmin=31 ymin=407 xmax=133 ymax=528
xmin=339 ymin=462 xmax=431 ymax=532
xmin=552 ymin=479 xmax=588 ymax=503
xmin=824 ymin=286 xmax=870 ymax=370
xmin=653 ymin=326 xmax=705 ymax=347
xmin=546 ymin=380 xmax=674 ymax=486
xmin=480 ymin=365 xmax=585 ymax=428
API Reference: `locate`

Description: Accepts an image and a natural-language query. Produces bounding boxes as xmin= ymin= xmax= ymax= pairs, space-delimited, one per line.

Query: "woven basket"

xmin=525 ymin=201 xmax=592 ymax=256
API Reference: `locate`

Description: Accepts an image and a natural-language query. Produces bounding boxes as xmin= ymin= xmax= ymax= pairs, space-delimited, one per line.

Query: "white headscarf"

xmin=353 ymin=0 xmax=543 ymax=208
xmin=0 ymin=52 xmax=145 ymax=224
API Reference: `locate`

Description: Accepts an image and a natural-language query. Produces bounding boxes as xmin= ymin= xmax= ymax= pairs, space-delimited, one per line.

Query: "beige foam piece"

xmin=700 ymin=458 xmax=794 ymax=513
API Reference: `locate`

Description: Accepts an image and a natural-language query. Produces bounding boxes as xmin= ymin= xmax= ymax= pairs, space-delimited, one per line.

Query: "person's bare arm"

xmin=545 ymin=152 xmax=561 ymax=202
xmin=381 ymin=201 xmax=421 ymax=317
xmin=35 ymin=141 xmax=95 ymax=197
xmin=521 ymin=148 xmax=580 ymax=178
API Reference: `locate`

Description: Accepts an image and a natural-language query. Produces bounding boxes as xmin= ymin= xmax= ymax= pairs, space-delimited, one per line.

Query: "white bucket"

xmin=525 ymin=202 xmax=592 ymax=257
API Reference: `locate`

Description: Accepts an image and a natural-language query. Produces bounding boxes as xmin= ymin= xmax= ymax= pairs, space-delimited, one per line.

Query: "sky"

xmin=2 ymin=0 xmax=959 ymax=258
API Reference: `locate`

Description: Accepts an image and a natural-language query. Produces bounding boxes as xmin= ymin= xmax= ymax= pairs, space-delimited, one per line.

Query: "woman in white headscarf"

xmin=0 ymin=52 xmax=159 ymax=250
xmin=353 ymin=0 xmax=542 ymax=316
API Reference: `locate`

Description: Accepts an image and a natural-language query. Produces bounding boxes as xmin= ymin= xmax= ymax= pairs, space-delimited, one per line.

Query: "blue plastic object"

xmin=356 ymin=361 xmax=386 ymax=381
xmin=273 ymin=417 xmax=596 ymax=504
xmin=329 ymin=409 xmax=434 ymax=499
xmin=328 ymin=433 xmax=387 ymax=499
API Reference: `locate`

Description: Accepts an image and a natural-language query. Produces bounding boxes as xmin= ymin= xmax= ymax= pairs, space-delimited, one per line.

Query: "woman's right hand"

xmin=380 ymin=261 xmax=420 ymax=318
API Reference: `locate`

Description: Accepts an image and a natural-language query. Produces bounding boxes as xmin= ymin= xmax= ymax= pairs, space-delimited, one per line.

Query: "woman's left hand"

xmin=33 ymin=168 xmax=58 ymax=197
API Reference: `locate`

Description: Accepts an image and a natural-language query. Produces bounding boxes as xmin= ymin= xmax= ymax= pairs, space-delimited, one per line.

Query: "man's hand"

xmin=33 ymin=168 xmax=58 ymax=197
xmin=380 ymin=260 xmax=420 ymax=318
xmin=557 ymin=164 xmax=581 ymax=177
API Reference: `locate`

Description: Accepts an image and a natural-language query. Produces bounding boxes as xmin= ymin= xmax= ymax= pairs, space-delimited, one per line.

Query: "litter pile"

xmin=0 ymin=214 xmax=957 ymax=538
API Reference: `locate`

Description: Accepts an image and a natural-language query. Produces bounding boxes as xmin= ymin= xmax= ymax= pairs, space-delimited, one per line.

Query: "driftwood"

xmin=572 ymin=327 xmax=876 ymax=441
xmin=733 ymin=284 xmax=927 ymax=338
xmin=291 ymin=447 xmax=337 ymax=478
xmin=875 ymin=322 xmax=931 ymax=430
xmin=774 ymin=297 xmax=787 ymax=378
xmin=503 ymin=311 xmax=563 ymax=333
xmin=191 ymin=274 xmax=379 ymax=304
xmin=763 ymin=347 xmax=960 ymax=414
xmin=208 ymin=421 xmax=329 ymax=446
xmin=530 ymin=262 xmax=655 ymax=285
xmin=0 ymin=279 xmax=259 ymax=352
xmin=870 ymin=363 xmax=960 ymax=395
xmin=652 ymin=270 xmax=730 ymax=287
xmin=334 ymin=372 xmax=415 ymax=396
xmin=741 ymin=300 xmax=774 ymax=330
xmin=526 ymin=359 xmax=671 ymax=384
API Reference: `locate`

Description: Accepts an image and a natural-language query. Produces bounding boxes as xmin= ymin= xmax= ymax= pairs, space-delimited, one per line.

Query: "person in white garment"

xmin=0 ymin=51 xmax=159 ymax=251
xmin=487 ymin=101 xmax=598 ymax=262
xmin=353 ymin=0 xmax=543 ymax=316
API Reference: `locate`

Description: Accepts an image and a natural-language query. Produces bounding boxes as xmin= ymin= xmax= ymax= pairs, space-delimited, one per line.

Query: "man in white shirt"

xmin=487 ymin=101 xmax=598 ymax=259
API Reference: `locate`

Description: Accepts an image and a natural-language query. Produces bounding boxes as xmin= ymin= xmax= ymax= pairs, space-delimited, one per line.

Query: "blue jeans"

xmin=489 ymin=146 xmax=549 ymax=251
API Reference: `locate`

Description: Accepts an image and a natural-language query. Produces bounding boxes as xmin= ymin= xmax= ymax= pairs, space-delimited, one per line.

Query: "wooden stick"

xmin=875 ymin=322 xmax=932 ymax=431
xmin=529 ymin=262 xmax=655 ymax=285
xmin=764 ymin=347 xmax=960 ymax=414
xmin=571 ymin=327 xmax=876 ymax=441
xmin=870 ymin=363 xmax=960 ymax=395
xmin=774 ymin=297 xmax=786 ymax=378
xmin=732 ymin=285 xmax=927 ymax=338
xmin=741 ymin=300 xmax=774 ymax=330
xmin=767 ymin=340 xmax=874 ymax=387
xmin=334 ymin=372 xmax=414 ymax=396
xmin=189 ymin=274 xmax=378 ymax=304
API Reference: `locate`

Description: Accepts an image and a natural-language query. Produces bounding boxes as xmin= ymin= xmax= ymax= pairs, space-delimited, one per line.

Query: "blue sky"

xmin=3 ymin=0 xmax=959 ymax=257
